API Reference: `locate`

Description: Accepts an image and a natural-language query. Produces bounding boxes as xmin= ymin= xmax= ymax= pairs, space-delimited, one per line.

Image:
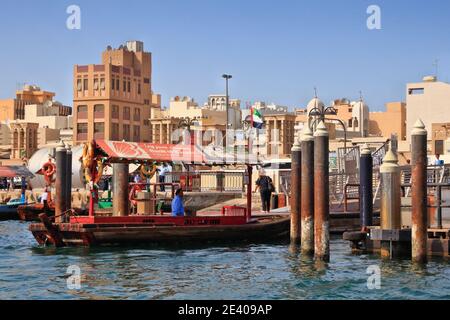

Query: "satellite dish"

xmin=43 ymin=100 xmax=53 ymax=108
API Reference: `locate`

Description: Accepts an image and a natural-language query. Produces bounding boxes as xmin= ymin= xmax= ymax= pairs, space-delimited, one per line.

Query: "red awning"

xmin=0 ymin=166 xmax=34 ymax=178
xmin=95 ymin=140 xmax=261 ymax=165
xmin=95 ymin=140 xmax=207 ymax=163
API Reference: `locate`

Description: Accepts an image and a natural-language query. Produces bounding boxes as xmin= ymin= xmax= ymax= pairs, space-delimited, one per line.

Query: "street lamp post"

xmin=178 ymin=117 xmax=201 ymax=145
xmin=308 ymin=105 xmax=347 ymax=155
xmin=222 ymin=74 xmax=232 ymax=131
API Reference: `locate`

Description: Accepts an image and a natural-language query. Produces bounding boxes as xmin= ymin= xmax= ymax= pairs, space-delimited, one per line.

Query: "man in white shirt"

xmin=41 ymin=188 xmax=49 ymax=212
xmin=158 ymin=163 xmax=169 ymax=191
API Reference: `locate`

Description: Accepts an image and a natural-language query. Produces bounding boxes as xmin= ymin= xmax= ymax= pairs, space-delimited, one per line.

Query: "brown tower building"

xmin=73 ymin=41 xmax=161 ymax=145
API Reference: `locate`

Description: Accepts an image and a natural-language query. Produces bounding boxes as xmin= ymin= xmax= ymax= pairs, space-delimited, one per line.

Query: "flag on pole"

xmin=251 ymin=107 xmax=264 ymax=129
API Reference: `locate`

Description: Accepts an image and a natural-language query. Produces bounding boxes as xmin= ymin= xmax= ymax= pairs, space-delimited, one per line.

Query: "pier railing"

xmin=165 ymin=171 xmax=246 ymax=193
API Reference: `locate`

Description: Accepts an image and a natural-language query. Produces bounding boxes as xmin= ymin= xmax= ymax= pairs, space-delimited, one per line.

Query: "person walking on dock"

xmin=255 ymin=169 xmax=274 ymax=214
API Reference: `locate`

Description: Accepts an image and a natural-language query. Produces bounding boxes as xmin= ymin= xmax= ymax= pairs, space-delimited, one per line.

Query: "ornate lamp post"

xmin=308 ymin=104 xmax=347 ymax=154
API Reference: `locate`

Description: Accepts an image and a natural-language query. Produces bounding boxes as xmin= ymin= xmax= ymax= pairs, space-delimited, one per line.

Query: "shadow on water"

xmin=30 ymin=238 xmax=290 ymax=257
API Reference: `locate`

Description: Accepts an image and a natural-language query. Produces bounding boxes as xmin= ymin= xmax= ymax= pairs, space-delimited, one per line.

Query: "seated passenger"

xmin=171 ymin=188 xmax=185 ymax=217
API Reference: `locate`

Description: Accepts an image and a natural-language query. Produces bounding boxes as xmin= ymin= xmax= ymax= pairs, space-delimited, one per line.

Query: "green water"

xmin=0 ymin=221 xmax=450 ymax=300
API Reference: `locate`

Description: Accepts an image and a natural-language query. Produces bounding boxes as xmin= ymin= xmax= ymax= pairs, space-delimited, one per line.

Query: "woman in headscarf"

xmin=254 ymin=168 xmax=274 ymax=214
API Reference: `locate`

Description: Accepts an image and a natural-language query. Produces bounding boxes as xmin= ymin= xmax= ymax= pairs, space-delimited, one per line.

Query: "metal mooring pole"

xmin=65 ymin=144 xmax=72 ymax=220
xmin=290 ymin=131 xmax=302 ymax=244
xmin=380 ymin=149 xmax=401 ymax=258
xmin=113 ymin=163 xmax=130 ymax=217
xmin=360 ymin=144 xmax=373 ymax=229
xmin=314 ymin=121 xmax=330 ymax=261
xmin=301 ymin=126 xmax=314 ymax=255
xmin=411 ymin=119 xmax=428 ymax=263
xmin=55 ymin=141 xmax=67 ymax=224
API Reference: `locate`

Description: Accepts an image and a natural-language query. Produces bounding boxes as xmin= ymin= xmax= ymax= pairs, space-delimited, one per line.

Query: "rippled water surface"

xmin=1 ymin=221 xmax=450 ymax=300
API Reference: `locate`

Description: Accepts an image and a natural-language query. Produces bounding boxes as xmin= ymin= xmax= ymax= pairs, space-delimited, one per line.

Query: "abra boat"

xmin=30 ymin=140 xmax=284 ymax=247
xmin=30 ymin=214 xmax=290 ymax=246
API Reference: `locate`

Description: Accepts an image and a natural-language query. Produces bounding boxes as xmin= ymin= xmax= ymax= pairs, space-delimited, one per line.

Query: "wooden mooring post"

xmin=314 ymin=122 xmax=330 ymax=261
xmin=301 ymin=125 xmax=314 ymax=256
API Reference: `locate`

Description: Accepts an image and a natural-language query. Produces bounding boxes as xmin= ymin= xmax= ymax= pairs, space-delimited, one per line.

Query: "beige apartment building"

xmin=150 ymin=96 xmax=230 ymax=145
xmin=0 ymin=85 xmax=57 ymax=121
xmin=0 ymin=85 xmax=72 ymax=160
xmin=406 ymin=76 xmax=450 ymax=142
xmin=369 ymin=102 xmax=406 ymax=141
xmin=263 ymin=113 xmax=297 ymax=157
xmin=73 ymin=40 xmax=161 ymax=145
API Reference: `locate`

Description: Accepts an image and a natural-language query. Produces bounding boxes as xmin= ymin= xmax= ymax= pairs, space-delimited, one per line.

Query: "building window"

xmin=348 ymin=118 xmax=353 ymax=128
xmin=83 ymin=79 xmax=88 ymax=91
xmin=94 ymin=123 xmax=104 ymax=133
xmin=77 ymin=79 xmax=82 ymax=91
xmin=111 ymin=78 xmax=115 ymax=90
xmin=123 ymin=80 xmax=127 ymax=92
xmin=116 ymin=79 xmax=120 ymax=91
xmin=138 ymin=83 xmax=141 ymax=95
xmin=144 ymin=78 xmax=150 ymax=84
xmin=353 ymin=118 xmax=359 ymax=128
xmin=133 ymin=125 xmax=140 ymax=141
xmin=112 ymin=123 xmax=119 ymax=140
xmin=127 ymin=81 xmax=131 ymax=93
xmin=94 ymin=78 xmax=99 ymax=90
xmin=77 ymin=123 xmax=88 ymax=134
xmin=100 ymin=78 xmax=105 ymax=90
xmin=123 ymin=107 xmax=130 ymax=120
xmin=112 ymin=105 xmax=119 ymax=119
xmin=94 ymin=104 xmax=105 ymax=118
xmin=409 ymin=88 xmax=424 ymax=95
xmin=435 ymin=140 xmax=444 ymax=155
xmin=123 ymin=124 xmax=130 ymax=141
xmin=134 ymin=108 xmax=140 ymax=121
xmin=144 ymin=99 xmax=150 ymax=105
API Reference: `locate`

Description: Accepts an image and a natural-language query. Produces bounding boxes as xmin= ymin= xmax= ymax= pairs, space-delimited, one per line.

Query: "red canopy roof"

xmin=96 ymin=140 xmax=207 ymax=163
xmin=95 ymin=140 xmax=261 ymax=165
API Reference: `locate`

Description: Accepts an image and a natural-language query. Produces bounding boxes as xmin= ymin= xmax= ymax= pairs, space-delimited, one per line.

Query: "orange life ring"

xmin=129 ymin=184 xmax=143 ymax=207
xmin=42 ymin=161 xmax=56 ymax=177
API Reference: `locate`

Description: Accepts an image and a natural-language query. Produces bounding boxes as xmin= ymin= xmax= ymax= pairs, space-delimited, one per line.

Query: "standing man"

xmin=158 ymin=163 xmax=169 ymax=191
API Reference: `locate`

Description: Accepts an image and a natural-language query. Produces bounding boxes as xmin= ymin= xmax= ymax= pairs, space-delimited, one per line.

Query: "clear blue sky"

xmin=0 ymin=0 xmax=449 ymax=110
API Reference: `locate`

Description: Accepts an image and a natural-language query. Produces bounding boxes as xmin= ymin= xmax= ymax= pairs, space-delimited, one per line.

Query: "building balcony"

xmin=76 ymin=65 xmax=89 ymax=73
xmin=94 ymin=111 xmax=105 ymax=119
xmin=94 ymin=133 xmax=105 ymax=140
xmin=77 ymin=112 xmax=88 ymax=119
xmin=77 ymin=133 xmax=88 ymax=141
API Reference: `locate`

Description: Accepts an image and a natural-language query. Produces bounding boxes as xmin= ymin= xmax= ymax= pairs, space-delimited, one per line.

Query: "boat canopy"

xmin=0 ymin=166 xmax=34 ymax=178
xmin=95 ymin=140 xmax=261 ymax=165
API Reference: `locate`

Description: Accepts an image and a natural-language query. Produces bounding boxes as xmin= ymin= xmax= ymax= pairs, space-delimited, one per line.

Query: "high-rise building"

xmin=73 ymin=41 xmax=161 ymax=145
